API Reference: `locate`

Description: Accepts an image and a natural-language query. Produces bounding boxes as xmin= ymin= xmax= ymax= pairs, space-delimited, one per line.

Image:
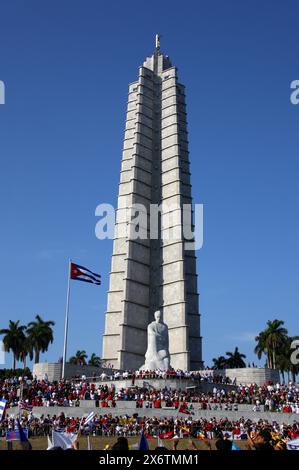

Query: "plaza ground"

xmin=0 ymin=436 xmax=248 ymax=450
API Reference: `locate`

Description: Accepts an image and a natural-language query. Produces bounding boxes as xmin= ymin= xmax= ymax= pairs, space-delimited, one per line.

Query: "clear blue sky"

xmin=0 ymin=0 xmax=298 ymax=369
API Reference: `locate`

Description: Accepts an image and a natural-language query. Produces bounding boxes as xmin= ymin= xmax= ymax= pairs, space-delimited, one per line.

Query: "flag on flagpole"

xmin=52 ymin=430 xmax=77 ymax=449
xmin=70 ymin=262 xmax=101 ymax=285
xmin=47 ymin=435 xmax=54 ymax=450
xmin=0 ymin=399 xmax=7 ymax=421
xmin=287 ymin=438 xmax=299 ymax=450
xmin=16 ymin=418 xmax=32 ymax=450
xmin=178 ymin=403 xmax=193 ymax=414
xmin=19 ymin=401 xmax=33 ymax=412
xmin=159 ymin=431 xmax=174 ymax=439
xmin=139 ymin=431 xmax=149 ymax=450
xmin=82 ymin=411 xmax=95 ymax=427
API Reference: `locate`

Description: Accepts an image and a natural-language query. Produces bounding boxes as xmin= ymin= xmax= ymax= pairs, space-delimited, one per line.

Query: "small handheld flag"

xmin=19 ymin=401 xmax=33 ymax=412
xmin=0 ymin=399 xmax=6 ymax=421
xmin=47 ymin=435 xmax=54 ymax=450
xmin=178 ymin=404 xmax=191 ymax=414
xmin=159 ymin=431 xmax=174 ymax=439
xmin=81 ymin=411 xmax=94 ymax=429
xmin=52 ymin=430 xmax=76 ymax=450
xmin=70 ymin=263 xmax=101 ymax=285
xmin=16 ymin=418 xmax=32 ymax=450
xmin=139 ymin=431 xmax=149 ymax=451
xmin=232 ymin=442 xmax=241 ymax=451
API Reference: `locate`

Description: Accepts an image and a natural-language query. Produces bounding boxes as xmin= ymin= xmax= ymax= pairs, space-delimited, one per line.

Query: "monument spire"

xmin=155 ymin=33 xmax=161 ymax=51
xmin=102 ymin=43 xmax=203 ymax=371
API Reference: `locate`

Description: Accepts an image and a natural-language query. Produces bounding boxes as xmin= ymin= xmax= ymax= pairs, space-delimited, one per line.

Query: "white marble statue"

xmin=140 ymin=310 xmax=171 ymax=371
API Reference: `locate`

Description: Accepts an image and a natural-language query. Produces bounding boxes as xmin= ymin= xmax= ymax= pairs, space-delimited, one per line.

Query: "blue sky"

xmin=0 ymin=0 xmax=298 ymax=369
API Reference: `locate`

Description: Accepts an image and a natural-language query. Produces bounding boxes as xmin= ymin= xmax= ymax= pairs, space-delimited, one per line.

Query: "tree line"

xmin=0 ymin=315 xmax=55 ymax=369
xmin=0 ymin=317 xmax=297 ymax=380
xmin=0 ymin=317 xmax=102 ymax=371
xmin=212 ymin=319 xmax=298 ymax=382
xmin=67 ymin=350 xmax=101 ymax=367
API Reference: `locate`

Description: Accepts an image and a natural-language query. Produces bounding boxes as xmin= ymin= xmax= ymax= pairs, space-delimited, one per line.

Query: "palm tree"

xmin=0 ymin=320 xmax=27 ymax=369
xmin=264 ymin=320 xmax=288 ymax=369
xmin=88 ymin=353 xmax=101 ymax=367
xmin=225 ymin=347 xmax=246 ymax=368
xmin=18 ymin=335 xmax=34 ymax=369
xmin=277 ymin=336 xmax=299 ymax=383
xmin=289 ymin=336 xmax=299 ymax=382
xmin=254 ymin=331 xmax=270 ymax=368
xmin=212 ymin=356 xmax=228 ymax=370
xmin=255 ymin=320 xmax=288 ymax=369
xmin=26 ymin=315 xmax=55 ymax=364
xmin=69 ymin=350 xmax=88 ymax=365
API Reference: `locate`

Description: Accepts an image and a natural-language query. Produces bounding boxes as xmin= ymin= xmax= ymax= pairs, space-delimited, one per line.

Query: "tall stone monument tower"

xmin=102 ymin=36 xmax=202 ymax=371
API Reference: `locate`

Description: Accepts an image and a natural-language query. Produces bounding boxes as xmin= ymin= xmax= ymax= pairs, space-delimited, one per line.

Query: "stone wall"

xmin=11 ymin=403 xmax=297 ymax=425
xmin=92 ymin=378 xmax=236 ymax=394
xmin=32 ymin=364 xmax=280 ymax=388
xmin=32 ymin=363 xmax=112 ymax=382
xmin=192 ymin=368 xmax=280 ymax=386
xmin=33 ymin=363 xmax=62 ymax=382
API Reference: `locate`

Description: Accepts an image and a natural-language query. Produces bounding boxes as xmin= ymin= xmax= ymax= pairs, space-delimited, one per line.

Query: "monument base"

xmin=191 ymin=368 xmax=280 ymax=387
xmin=32 ymin=363 xmax=111 ymax=382
xmin=94 ymin=377 xmax=237 ymax=393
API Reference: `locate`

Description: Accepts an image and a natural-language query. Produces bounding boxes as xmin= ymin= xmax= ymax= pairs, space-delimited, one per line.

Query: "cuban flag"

xmin=81 ymin=411 xmax=94 ymax=429
xmin=52 ymin=430 xmax=77 ymax=450
xmin=0 ymin=399 xmax=6 ymax=421
xmin=287 ymin=438 xmax=299 ymax=450
xmin=70 ymin=263 xmax=101 ymax=285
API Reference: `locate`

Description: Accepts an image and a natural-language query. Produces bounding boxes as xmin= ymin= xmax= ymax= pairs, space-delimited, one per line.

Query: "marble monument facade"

xmin=102 ymin=38 xmax=202 ymax=371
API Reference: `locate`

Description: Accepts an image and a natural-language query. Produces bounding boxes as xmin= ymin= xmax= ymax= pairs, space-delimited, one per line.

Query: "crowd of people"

xmin=1 ymin=376 xmax=299 ymax=413
xmin=0 ymin=411 xmax=298 ymax=445
xmin=100 ymin=369 xmax=234 ymax=384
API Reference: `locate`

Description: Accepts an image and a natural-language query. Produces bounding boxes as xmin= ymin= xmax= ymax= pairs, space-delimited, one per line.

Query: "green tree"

xmin=0 ymin=320 xmax=27 ymax=370
xmin=255 ymin=320 xmax=288 ymax=369
xmin=18 ymin=335 xmax=34 ymax=369
xmin=69 ymin=350 xmax=88 ymax=365
xmin=88 ymin=353 xmax=101 ymax=367
xmin=289 ymin=336 xmax=299 ymax=382
xmin=277 ymin=336 xmax=299 ymax=383
xmin=212 ymin=356 xmax=228 ymax=370
xmin=225 ymin=347 xmax=246 ymax=368
xmin=26 ymin=314 xmax=55 ymax=364
xmin=254 ymin=331 xmax=270 ymax=368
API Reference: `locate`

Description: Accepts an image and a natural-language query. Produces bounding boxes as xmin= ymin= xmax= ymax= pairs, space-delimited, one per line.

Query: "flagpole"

xmin=62 ymin=259 xmax=71 ymax=380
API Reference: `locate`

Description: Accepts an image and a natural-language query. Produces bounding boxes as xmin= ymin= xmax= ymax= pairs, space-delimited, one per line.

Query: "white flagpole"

xmin=87 ymin=434 xmax=91 ymax=450
xmin=62 ymin=259 xmax=71 ymax=379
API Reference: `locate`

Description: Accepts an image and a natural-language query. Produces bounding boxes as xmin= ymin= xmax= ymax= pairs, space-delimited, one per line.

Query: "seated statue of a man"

xmin=140 ymin=310 xmax=171 ymax=371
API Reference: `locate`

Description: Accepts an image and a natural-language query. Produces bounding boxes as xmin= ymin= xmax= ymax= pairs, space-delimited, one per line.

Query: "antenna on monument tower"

xmin=155 ymin=33 xmax=161 ymax=51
